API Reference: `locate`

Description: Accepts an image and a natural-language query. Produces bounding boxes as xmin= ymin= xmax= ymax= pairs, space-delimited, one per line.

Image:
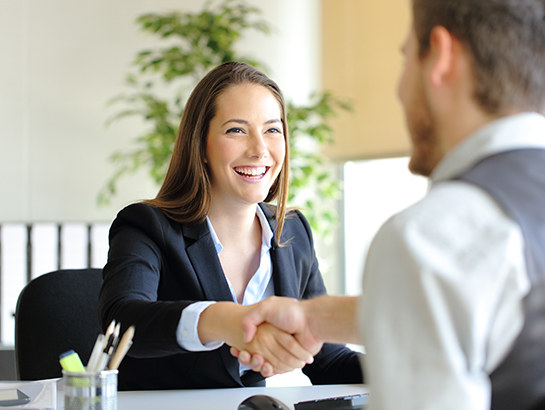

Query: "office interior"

xmin=0 ymin=0 xmax=426 ymax=382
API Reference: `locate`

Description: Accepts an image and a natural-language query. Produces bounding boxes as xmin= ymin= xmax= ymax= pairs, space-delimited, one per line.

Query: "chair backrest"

xmin=15 ymin=268 xmax=103 ymax=380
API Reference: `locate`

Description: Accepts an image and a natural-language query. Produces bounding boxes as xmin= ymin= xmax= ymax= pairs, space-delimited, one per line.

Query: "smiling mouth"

xmin=234 ymin=166 xmax=269 ymax=179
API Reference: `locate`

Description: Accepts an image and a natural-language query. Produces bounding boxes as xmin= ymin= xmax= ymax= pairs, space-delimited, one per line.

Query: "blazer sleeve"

xmin=285 ymin=210 xmax=364 ymax=384
xmin=98 ymin=203 xmax=196 ymax=358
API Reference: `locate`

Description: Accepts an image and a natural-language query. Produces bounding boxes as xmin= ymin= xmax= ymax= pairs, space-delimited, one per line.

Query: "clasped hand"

xmin=230 ymin=297 xmax=322 ymax=377
xmin=199 ymin=297 xmax=321 ymax=377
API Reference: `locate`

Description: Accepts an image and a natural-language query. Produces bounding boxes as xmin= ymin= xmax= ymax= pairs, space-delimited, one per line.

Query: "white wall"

xmin=0 ymin=0 xmax=320 ymax=223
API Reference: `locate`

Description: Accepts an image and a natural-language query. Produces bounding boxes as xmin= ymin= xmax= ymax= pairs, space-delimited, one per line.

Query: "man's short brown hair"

xmin=413 ymin=0 xmax=545 ymax=114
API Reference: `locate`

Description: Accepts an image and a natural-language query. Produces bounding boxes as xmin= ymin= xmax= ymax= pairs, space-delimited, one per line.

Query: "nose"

xmin=247 ymin=131 xmax=268 ymax=159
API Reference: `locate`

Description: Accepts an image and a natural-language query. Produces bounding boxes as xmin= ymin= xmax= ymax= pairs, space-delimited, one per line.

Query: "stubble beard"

xmin=407 ymin=92 xmax=441 ymax=177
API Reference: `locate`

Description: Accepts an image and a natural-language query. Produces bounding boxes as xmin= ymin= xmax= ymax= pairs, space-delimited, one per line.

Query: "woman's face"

xmin=205 ymin=83 xmax=286 ymax=209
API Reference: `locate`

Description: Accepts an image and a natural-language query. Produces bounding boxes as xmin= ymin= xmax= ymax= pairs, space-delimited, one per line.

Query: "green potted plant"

xmin=99 ymin=0 xmax=350 ymax=235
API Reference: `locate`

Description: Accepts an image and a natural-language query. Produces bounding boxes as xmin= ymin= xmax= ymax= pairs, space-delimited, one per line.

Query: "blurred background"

xmin=0 ymin=0 xmax=427 ymax=381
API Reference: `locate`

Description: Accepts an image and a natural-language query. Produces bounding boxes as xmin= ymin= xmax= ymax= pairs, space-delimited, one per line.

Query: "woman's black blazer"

xmin=99 ymin=202 xmax=363 ymax=390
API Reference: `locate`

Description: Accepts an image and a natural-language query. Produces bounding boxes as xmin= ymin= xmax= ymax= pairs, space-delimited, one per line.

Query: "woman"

xmin=99 ymin=61 xmax=363 ymax=390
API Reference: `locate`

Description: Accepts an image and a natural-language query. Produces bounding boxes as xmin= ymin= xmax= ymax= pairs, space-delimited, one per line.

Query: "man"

xmin=234 ymin=0 xmax=545 ymax=409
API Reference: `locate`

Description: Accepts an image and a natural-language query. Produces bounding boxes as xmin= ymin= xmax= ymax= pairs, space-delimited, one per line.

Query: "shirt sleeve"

xmin=176 ymin=301 xmax=224 ymax=351
xmin=360 ymin=181 xmax=528 ymax=410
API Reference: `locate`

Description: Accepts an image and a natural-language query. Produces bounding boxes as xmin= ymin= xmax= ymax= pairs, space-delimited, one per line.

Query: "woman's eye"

xmin=266 ymin=127 xmax=283 ymax=134
xmin=226 ymin=127 xmax=244 ymax=134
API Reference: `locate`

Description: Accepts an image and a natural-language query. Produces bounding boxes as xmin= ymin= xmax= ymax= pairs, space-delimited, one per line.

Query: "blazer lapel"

xmin=271 ymin=245 xmax=300 ymax=299
xmin=182 ymin=222 xmax=233 ymax=302
xmin=259 ymin=204 xmax=300 ymax=299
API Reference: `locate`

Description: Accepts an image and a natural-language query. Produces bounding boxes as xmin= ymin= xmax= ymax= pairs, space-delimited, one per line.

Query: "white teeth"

xmin=235 ymin=166 xmax=267 ymax=177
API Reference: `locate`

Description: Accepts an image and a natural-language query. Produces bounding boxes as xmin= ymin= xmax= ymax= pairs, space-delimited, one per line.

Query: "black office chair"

xmin=14 ymin=268 xmax=103 ymax=380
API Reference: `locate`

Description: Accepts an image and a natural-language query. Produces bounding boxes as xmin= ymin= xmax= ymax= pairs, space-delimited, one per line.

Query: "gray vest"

xmin=458 ymin=149 xmax=545 ymax=410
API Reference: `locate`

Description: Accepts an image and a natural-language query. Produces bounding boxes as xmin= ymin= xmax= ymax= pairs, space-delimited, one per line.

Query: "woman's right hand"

xmin=198 ymin=302 xmax=316 ymax=375
xmin=240 ymin=322 xmax=316 ymax=374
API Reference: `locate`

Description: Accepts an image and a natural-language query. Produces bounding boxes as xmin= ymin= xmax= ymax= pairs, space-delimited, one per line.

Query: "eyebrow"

xmin=221 ymin=118 xmax=282 ymax=126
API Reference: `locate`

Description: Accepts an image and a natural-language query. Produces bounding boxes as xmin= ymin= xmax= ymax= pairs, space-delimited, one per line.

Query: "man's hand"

xmin=235 ymin=323 xmax=314 ymax=375
xmin=231 ymin=296 xmax=324 ymax=376
xmin=231 ymin=295 xmax=361 ymax=376
xmin=241 ymin=296 xmax=322 ymax=350
xmin=198 ymin=302 xmax=316 ymax=376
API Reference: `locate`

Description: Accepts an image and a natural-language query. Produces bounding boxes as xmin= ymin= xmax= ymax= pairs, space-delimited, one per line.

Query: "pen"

xmin=109 ymin=325 xmax=122 ymax=354
xmin=86 ymin=334 xmax=105 ymax=372
xmin=108 ymin=326 xmax=135 ymax=370
xmin=103 ymin=320 xmax=116 ymax=345
xmin=94 ymin=323 xmax=120 ymax=372
xmin=87 ymin=319 xmax=115 ymax=372
xmin=59 ymin=350 xmax=86 ymax=373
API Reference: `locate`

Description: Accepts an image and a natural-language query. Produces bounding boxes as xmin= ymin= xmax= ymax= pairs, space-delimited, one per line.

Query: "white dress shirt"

xmin=360 ymin=113 xmax=545 ymax=410
xmin=176 ymin=206 xmax=274 ymax=363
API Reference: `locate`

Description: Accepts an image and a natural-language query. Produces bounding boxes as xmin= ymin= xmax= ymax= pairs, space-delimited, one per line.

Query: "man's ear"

xmin=428 ymin=26 xmax=455 ymax=87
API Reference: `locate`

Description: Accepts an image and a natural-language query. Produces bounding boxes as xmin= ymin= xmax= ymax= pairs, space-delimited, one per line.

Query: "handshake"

xmin=198 ymin=295 xmax=359 ymax=377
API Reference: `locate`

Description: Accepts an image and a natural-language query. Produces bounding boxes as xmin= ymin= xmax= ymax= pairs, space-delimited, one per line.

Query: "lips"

xmin=234 ymin=166 xmax=269 ymax=179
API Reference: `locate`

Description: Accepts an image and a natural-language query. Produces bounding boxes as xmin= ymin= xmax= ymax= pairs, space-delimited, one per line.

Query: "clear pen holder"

xmin=62 ymin=370 xmax=118 ymax=410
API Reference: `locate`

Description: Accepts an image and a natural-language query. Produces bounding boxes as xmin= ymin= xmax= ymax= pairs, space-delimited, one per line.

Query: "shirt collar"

xmin=206 ymin=205 xmax=274 ymax=255
xmin=431 ymin=112 xmax=545 ymax=184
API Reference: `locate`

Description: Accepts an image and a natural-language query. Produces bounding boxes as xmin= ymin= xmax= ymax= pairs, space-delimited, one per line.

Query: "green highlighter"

xmin=59 ymin=350 xmax=86 ymax=373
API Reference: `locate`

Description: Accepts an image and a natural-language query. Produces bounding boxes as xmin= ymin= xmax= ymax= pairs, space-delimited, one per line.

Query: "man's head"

xmin=399 ymin=0 xmax=545 ymax=176
xmin=413 ymin=0 xmax=545 ymax=115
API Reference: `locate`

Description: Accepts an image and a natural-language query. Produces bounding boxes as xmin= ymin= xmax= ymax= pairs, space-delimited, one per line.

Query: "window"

xmin=343 ymin=157 xmax=428 ymax=295
xmin=0 ymin=223 xmax=109 ymax=345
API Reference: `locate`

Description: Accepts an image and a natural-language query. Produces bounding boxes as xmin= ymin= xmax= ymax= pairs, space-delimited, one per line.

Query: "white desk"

xmin=0 ymin=380 xmax=366 ymax=409
xmin=118 ymin=384 xmax=368 ymax=410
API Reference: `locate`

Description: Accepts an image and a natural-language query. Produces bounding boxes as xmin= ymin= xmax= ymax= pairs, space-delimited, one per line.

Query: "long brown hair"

xmin=144 ymin=61 xmax=290 ymax=242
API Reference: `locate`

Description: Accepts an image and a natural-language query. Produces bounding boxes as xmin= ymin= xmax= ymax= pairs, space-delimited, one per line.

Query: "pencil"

xmin=108 ymin=326 xmax=135 ymax=370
